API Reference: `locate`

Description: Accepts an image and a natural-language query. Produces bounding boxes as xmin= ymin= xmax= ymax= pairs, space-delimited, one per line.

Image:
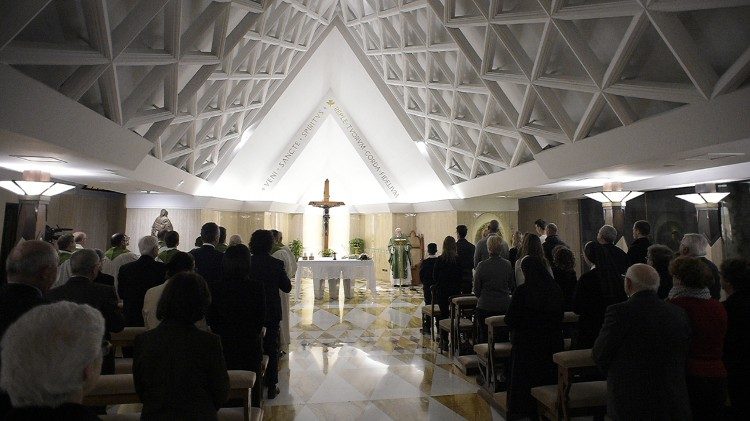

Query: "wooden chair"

xmin=530 ymin=349 xmax=607 ymax=421
xmin=474 ymin=315 xmax=512 ymax=393
xmin=421 ymin=285 xmax=441 ymax=342
xmin=85 ymin=370 xmax=257 ymax=421
xmin=110 ymin=327 xmax=147 ymax=356
xmin=450 ymin=295 xmax=479 ymax=374
xmin=437 ymin=294 xmax=475 ymax=357
xmin=476 ymin=311 xmax=584 ymax=414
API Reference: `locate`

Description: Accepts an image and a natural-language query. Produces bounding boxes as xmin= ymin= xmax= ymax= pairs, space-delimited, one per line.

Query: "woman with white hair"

xmin=0 ymin=301 xmax=105 ymax=420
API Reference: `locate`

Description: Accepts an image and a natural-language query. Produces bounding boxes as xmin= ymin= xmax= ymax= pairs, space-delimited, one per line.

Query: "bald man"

xmin=0 ymin=240 xmax=59 ymax=416
xmin=593 ymin=264 xmax=692 ymax=420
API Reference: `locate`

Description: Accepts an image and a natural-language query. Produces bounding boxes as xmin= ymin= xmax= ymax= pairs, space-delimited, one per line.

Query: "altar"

xmin=294 ymin=257 xmax=377 ymax=300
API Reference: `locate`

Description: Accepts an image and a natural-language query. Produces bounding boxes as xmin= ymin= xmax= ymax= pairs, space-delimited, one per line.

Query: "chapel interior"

xmin=0 ymin=0 xmax=749 ymax=420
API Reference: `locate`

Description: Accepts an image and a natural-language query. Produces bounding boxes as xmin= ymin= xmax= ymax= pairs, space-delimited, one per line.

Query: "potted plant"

xmin=349 ymin=238 xmax=365 ymax=254
xmin=290 ymin=240 xmax=303 ymax=259
xmin=321 ymin=248 xmax=334 ymax=257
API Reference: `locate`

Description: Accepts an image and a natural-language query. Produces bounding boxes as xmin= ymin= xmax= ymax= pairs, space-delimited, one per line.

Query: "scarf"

xmin=668 ymin=285 xmax=711 ymax=300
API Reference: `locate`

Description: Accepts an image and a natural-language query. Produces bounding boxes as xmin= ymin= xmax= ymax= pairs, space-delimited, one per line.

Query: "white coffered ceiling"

xmin=1 ymin=0 xmax=749 ymax=203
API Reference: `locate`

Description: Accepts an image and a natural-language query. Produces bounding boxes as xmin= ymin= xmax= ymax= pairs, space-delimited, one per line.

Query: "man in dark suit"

xmin=455 ymin=225 xmax=475 ymax=294
xmin=597 ymin=225 xmax=631 ymax=275
xmin=542 ymin=223 xmax=566 ymax=262
xmin=593 ymin=264 xmax=692 ymax=420
xmin=474 ymin=219 xmax=508 ymax=267
xmin=249 ymin=230 xmax=292 ymax=399
xmin=627 ymin=220 xmax=651 ymax=264
xmin=47 ymin=249 xmax=125 ymax=374
xmin=190 ymin=222 xmax=224 ymax=284
xmin=118 ymin=236 xmax=167 ymax=327
xmin=0 ymin=240 xmax=59 ymax=417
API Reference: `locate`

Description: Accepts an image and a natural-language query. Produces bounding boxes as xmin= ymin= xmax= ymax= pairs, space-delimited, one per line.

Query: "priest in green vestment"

xmin=104 ymin=233 xmax=131 ymax=260
xmin=388 ymin=228 xmax=412 ymax=287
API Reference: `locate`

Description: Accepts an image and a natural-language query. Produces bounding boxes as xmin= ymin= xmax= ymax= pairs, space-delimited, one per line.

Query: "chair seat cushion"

xmin=88 ymin=374 xmax=135 ymax=396
xmin=228 ymin=370 xmax=256 ymax=389
xmin=553 ymin=349 xmax=594 ymax=368
xmin=484 ymin=315 xmax=506 ymax=327
xmin=531 ymin=381 xmax=607 ymax=410
xmin=473 ymin=342 xmax=513 ymax=358
xmin=563 ymin=312 xmax=579 ymax=323
xmin=452 ymin=296 xmax=477 ymax=306
xmin=457 ymin=318 xmax=473 ymax=329
xmin=438 ymin=318 xmax=451 ymax=332
xmin=115 ymin=358 xmax=133 ymax=374
xmin=110 ymin=327 xmax=147 ymax=343
xmin=421 ymin=306 xmax=441 ymax=316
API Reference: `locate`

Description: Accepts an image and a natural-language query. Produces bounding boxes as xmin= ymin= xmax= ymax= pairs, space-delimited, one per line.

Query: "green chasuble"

xmin=388 ymin=237 xmax=411 ymax=279
xmin=105 ymin=247 xmax=130 ymax=260
xmin=158 ymin=248 xmax=179 ymax=264
xmin=58 ymin=251 xmax=73 ymax=266
xmin=216 ymin=243 xmax=228 ymax=253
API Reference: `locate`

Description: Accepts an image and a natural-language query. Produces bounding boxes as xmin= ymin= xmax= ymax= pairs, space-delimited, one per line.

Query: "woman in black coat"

xmin=208 ymin=244 xmax=265 ymax=374
xmin=249 ymin=230 xmax=292 ymax=399
xmin=505 ymin=256 xmax=564 ymax=418
xmin=551 ymin=245 xmax=577 ymax=311
xmin=572 ymin=241 xmax=628 ymax=349
xmin=134 ymin=273 xmax=229 ymax=420
xmin=433 ymin=236 xmax=463 ymax=352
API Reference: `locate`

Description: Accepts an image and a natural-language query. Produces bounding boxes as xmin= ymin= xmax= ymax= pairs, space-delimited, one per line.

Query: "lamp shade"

xmin=676 ymin=192 xmax=729 ymax=204
xmin=585 ymin=190 xmax=644 ymax=205
xmin=0 ymin=180 xmax=75 ymax=197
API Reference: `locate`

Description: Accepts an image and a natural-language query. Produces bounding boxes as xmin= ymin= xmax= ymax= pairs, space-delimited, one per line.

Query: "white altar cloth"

xmin=294 ymin=258 xmax=377 ymax=299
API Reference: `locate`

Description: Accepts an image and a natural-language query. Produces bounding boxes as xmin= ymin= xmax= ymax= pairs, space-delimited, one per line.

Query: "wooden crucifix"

xmin=309 ymin=179 xmax=345 ymax=251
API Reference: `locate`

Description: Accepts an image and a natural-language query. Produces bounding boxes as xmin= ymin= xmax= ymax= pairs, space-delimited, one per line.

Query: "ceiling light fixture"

xmin=676 ymin=184 xmax=729 ymax=205
xmin=0 ymin=171 xmax=75 ymax=197
xmin=584 ymin=182 xmax=643 ymax=205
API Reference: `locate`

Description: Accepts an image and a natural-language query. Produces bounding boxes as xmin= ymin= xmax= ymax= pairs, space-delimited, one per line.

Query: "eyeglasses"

xmin=101 ymin=340 xmax=112 ymax=356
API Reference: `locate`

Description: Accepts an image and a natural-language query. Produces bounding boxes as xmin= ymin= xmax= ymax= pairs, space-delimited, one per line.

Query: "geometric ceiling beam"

xmin=550 ymin=18 xmax=605 ymax=87
xmin=110 ymin=0 xmax=170 ymax=57
xmin=144 ymin=118 xmax=173 ymax=159
xmin=229 ymin=0 xmax=265 ymax=14
xmin=509 ymin=139 xmax=526 ymax=168
xmin=225 ymin=14 xmax=260 ymax=58
xmin=647 ymin=0 xmax=750 ymax=13
xmin=82 ymin=0 xmax=114 ymax=60
xmin=533 ymin=85 xmax=575 ymax=141
xmin=0 ymin=43 xmax=108 ymax=65
xmin=490 ymin=24 xmax=533 ymax=77
xmin=180 ymin=2 xmax=229 ymax=57
xmin=0 ymin=0 xmax=52 ymax=51
xmin=161 ymin=121 xmax=192 ymax=156
xmin=197 ymin=80 xmax=226 ymax=114
xmin=99 ymin=66 xmax=124 ymax=125
xmin=605 ymin=80 xmax=704 ymax=104
xmin=59 ymin=63 xmax=111 ymax=100
xmin=712 ymin=45 xmax=750 ymax=99
xmin=553 ymin=1 xmax=641 ymax=20
xmin=574 ymin=92 xmax=605 ymax=142
xmin=645 ymin=10 xmax=718 ymax=100
xmin=602 ymin=92 xmax=637 ymax=126
xmin=601 ymin=11 xmax=648 ymax=88
xmin=121 ymin=64 xmax=172 ymax=123
xmin=178 ymin=64 xmax=219 ymax=109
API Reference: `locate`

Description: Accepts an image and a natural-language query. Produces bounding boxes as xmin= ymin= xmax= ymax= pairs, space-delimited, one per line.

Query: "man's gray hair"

xmin=680 ymin=233 xmax=709 ymax=257
xmin=0 ymin=301 xmax=104 ymax=407
xmin=598 ymin=225 xmax=618 ymax=244
xmin=626 ymin=263 xmax=660 ymax=293
xmin=70 ymin=249 xmax=99 ymax=277
xmin=5 ymin=240 xmax=58 ymax=283
xmin=228 ymin=234 xmax=243 ymax=247
xmin=138 ymin=235 xmax=159 ymax=255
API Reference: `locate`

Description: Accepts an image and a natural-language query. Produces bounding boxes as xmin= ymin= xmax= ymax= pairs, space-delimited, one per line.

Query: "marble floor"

xmin=265 ymin=278 xmax=504 ymax=420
